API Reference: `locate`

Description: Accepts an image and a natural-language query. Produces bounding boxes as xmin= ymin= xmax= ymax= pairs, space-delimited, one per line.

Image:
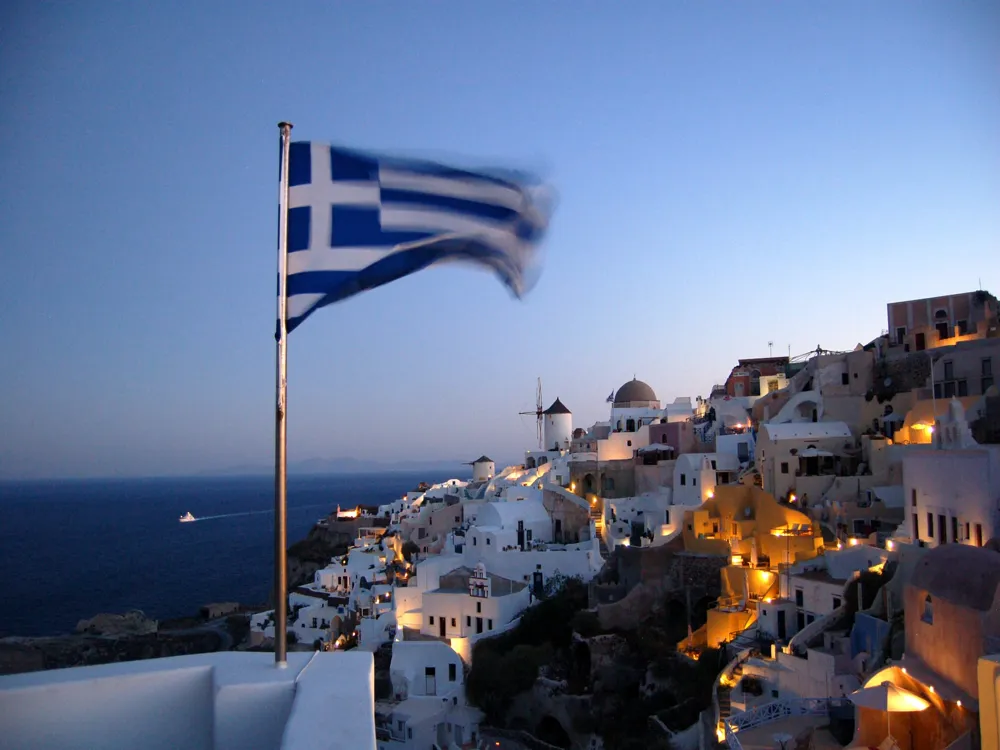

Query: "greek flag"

xmin=283 ymin=142 xmax=551 ymax=333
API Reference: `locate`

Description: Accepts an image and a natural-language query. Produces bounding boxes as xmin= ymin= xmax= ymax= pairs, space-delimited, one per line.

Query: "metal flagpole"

xmin=274 ymin=121 xmax=293 ymax=667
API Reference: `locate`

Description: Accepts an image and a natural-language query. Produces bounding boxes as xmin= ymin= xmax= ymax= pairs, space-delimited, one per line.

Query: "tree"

xmin=401 ymin=540 xmax=419 ymax=563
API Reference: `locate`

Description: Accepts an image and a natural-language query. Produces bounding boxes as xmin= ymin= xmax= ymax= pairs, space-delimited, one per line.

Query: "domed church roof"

xmin=613 ymin=378 xmax=658 ymax=406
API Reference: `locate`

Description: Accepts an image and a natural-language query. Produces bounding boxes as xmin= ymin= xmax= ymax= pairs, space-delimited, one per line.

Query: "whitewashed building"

xmin=672 ymin=452 xmax=740 ymax=506
xmin=375 ymin=641 xmax=483 ymax=750
xmin=757 ymin=421 xmax=855 ymax=500
xmin=420 ymin=563 xmax=530 ymax=643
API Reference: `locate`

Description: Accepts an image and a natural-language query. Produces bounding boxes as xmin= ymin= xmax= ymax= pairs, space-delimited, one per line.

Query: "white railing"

xmin=713 ymin=646 xmax=753 ymax=741
xmin=725 ymin=698 xmax=843 ymax=750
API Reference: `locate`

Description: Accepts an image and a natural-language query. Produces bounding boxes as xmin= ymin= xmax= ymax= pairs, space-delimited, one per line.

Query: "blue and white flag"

xmin=282 ymin=142 xmax=551 ymax=333
xmin=606 ymin=391 xmax=615 ymax=403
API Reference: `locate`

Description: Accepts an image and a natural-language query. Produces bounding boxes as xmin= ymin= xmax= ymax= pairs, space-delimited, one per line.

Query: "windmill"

xmin=519 ymin=377 xmax=544 ymax=450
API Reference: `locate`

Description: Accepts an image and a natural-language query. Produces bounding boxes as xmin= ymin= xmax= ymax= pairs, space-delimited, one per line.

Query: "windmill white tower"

xmin=519 ymin=377 xmax=544 ymax=450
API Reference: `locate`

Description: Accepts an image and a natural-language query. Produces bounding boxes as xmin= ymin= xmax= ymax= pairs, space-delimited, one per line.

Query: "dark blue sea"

xmin=0 ymin=472 xmax=457 ymax=637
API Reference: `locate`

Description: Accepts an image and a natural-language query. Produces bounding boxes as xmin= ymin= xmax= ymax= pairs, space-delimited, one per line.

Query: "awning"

xmin=639 ymin=443 xmax=675 ymax=452
xmin=798 ymin=448 xmax=834 ymax=458
xmin=850 ymin=681 xmax=929 ymax=712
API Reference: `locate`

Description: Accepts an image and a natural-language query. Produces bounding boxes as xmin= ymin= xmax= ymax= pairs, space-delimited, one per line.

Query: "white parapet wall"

xmin=0 ymin=651 xmax=375 ymax=750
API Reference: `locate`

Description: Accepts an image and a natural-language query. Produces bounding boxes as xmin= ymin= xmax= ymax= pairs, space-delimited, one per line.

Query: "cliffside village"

xmin=247 ymin=290 xmax=1000 ymax=749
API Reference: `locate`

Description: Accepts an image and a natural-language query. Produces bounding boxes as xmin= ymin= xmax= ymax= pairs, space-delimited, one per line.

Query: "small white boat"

xmin=179 ymin=512 xmax=196 ymax=523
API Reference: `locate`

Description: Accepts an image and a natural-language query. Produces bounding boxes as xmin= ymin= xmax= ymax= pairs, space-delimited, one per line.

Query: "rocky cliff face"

xmin=75 ymin=611 xmax=158 ymax=637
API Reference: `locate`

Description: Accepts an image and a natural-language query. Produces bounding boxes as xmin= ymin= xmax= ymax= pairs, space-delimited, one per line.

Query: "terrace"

xmin=725 ymin=697 xmax=854 ymax=750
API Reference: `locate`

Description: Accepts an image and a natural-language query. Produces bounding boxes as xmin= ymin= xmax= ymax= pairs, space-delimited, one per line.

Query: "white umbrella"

xmin=849 ymin=681 xmax=930 ymax=742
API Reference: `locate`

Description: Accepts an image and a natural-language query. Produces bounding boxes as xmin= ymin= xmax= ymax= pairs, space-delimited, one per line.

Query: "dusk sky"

xmin=1 ymin=2 xmax=997 ymax=479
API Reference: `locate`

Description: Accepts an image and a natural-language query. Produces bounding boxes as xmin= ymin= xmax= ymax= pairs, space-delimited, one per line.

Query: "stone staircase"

xmin=591 ymin=505 xmax=607 ymax=554
xmin=717 ymin=662 xmax=743 ymax=724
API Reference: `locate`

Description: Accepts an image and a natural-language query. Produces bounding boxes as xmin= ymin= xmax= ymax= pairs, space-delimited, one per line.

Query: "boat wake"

xmin=178 ymin=503 xmax=331 ymax=523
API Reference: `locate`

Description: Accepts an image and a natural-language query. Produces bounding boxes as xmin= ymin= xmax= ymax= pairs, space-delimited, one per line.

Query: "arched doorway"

xmin=583 ymin=473 xmax=595 ymax=493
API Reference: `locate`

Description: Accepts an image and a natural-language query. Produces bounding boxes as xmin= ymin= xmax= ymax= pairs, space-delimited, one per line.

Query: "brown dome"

xmin=613 ymin=378 xmax=657 ymax=406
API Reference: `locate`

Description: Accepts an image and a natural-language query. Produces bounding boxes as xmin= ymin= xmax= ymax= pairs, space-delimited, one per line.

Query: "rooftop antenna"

xmin=519 ymin=377 xmax=544 ymax=450
xmin=768 ymin=340 xmax=774 ymax=357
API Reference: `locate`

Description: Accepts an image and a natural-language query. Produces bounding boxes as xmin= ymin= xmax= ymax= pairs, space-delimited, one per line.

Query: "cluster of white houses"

xmin=3 ymin=289 xmax=1000 ymax=750
xmin=246 ymin=290 xmax=1000 ymax=750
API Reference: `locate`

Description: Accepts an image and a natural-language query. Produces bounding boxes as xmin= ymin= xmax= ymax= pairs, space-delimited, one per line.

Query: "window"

xmin=957 ymin=380 xmax=968 ymax=397
xmin=781 ymin=462 xmax=789 ymax=474
xmin=711 ymin=460 xmax=717 ymax=470
xmin=693 ymin=478 xmax=697 ymax=486
xmin=841 ymin=372 xmax=849 ymax=385
xmin=952 ymin=516 xmax=959 ymax=543
xmin=680 ymin=474 xmax=687 ymax=485
xmin=833 ymin=596 xmax=842 ymax=610
xmin=626 ymin=440 xmax=632 ymax=447
xmin=944 ymin=360 xmax=954 ymax=380
xmin=449 ymin=663 xmax=457 ymax=681
xmin=927 ymin=513 xmax=934 ymax=539
xmin=944 ymin=381 xmax=956 ymax=398
xmin=429 ymin=616 xmax=435 ymax=625
xmin=895 ymin=326 xmax=906 ymax=344
xmin=472 ymin=537 xmax=477 ymax=546
xmin=976 ymin=523 xmax=984 ymax=547
xmin=957 ymin=319 xmax=968 ymax=335
xmin=604 ymin=477 xmax=615 ymax=491
xmin=486 ymin=538 xmax=491 ymax=545
xmin=476 ymin=602 xmax=481 ymax=613
xmin=984 ymin=358 xmax=994 ymax=377
xmin=912 ymin=513 xmax=918 ymax=538
xmin=965 ymin=522 xmax=970 ymax=541
xmin=795 ymin=589 xmax=804 ymax=606
xmin=455 ymin=515 xmax=460 ymax=523
xmin=922 ymin=594 xmax=933 ymax=624
xmin=911 ymin=489 xmax=917 ymax=507
xmin=451 ymin=617 xmax=456 ymax=627
xmin=466 ymin=616 xmax=471 ymax=626
xmin=664 ymin=509 xmax=670 ymax=525
xmin=488 ymin=619 xmax=493 ymax=630
xmin=408 ymin=728 xmax=412 ymax=740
